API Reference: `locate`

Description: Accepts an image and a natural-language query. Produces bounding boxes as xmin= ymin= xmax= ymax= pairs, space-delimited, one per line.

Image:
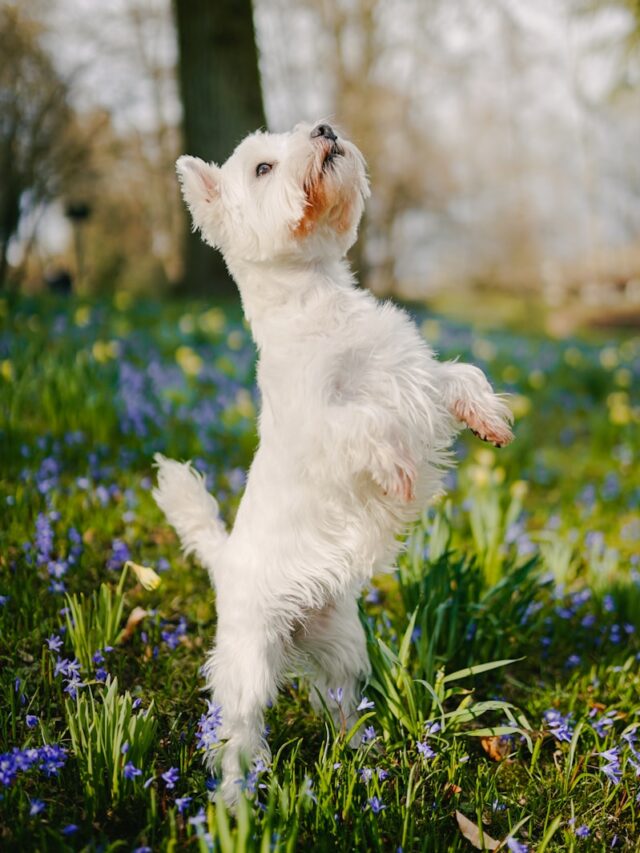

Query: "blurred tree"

xmin=173 ymin=0 xmax=266 ymax=298
xmin=0 ymin=5 xmax=87 ymax=288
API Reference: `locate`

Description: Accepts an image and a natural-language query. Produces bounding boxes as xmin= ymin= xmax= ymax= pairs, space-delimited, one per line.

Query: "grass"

xmin=0 ymin=290 xmax=639 ymax=851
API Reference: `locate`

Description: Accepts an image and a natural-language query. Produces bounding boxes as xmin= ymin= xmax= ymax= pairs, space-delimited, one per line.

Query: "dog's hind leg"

xmin=203 ymin=608 xmax=285 ymax=807
xmin=296 ymin=592 xmax=371 ymax=744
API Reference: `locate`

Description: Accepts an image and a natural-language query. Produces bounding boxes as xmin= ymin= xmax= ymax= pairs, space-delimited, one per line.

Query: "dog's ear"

xmin=176 ymin=156 xmax=224 ymax=244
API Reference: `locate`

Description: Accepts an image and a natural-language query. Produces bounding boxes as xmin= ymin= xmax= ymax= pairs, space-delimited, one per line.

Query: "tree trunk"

xmin=173 ymin=0 xmax=266 ymax=299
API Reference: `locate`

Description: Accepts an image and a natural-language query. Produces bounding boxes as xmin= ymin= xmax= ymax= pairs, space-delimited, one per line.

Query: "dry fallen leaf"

xmin=481 ymin=735 xmax=512 ymax=762
xmin=119 ymin=606 xmax=148 ymax=642
xmin=455 ymin=811 xmax=499 ymax=851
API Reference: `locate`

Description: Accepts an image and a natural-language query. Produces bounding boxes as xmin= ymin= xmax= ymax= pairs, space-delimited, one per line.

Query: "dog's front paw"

xmin=453 ymin=400 xmax=514 ymax=448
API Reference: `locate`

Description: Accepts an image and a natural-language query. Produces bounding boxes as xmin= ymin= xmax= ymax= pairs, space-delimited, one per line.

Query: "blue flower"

xmin=25 ymin=715 xmax=38 ymax=728
xmin=543 ymin=709 xmax=573 ymax=743
xmin=46 ymin=635 xmax=63 ymax=652
xmin=599 ymin=747 xmax=621 ymax=785
xmin=124 ymin=762 xmax=142 ymax=780
xmin=360 ymin=767 xmax=373 ymax=783
xmin=357 ymin=696 xmax=375 ymax=711
xmin=175 ymin=795 xmax=192 ymax=814
xmin=328 ymin=687 xmax=344 ymax=704
xmin=188 ymin=808 xmax=206 ymax=827
xmin=162 ymin=767 xmax=180 ymax=789
xmin=417 ymin=741 xmax=436 ymax=758
xmin=361 ymin=726 xmax=377 ymax=743
xmin=196 ymin=700 xmax=222 ymax=751
xmin=506 ymin=839 xmax=528 ymax=853
xmin=61 ymin=824 xmax=78 ymax=836
xmin=29 ymin=799 xmax=45 ymax=816
xmin=368 ymin=796 xmax=386 ymax=814
xmin=575 ymin=825 xmax=590 ymax=837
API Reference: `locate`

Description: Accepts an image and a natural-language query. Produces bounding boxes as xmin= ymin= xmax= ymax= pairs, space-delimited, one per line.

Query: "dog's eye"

xmin=256 ymin=162 xmax=273 ymax=177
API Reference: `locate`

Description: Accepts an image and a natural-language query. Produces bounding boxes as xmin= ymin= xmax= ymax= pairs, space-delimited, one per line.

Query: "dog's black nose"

xmin=311 ymin=124 xmax=337 ymax=142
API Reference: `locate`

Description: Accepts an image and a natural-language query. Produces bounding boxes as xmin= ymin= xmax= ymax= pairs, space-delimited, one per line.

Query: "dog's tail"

xmin=152 ymin=454 xmax=227 ymax=580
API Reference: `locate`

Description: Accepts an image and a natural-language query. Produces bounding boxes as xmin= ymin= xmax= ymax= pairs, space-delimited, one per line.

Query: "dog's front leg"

xmin=436 ymin=361 xmax=514 ymax=447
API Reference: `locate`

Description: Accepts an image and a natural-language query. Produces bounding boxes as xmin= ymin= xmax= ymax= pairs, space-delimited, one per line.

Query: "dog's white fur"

xmin=152 ymin=122 xmax=513 ymax=805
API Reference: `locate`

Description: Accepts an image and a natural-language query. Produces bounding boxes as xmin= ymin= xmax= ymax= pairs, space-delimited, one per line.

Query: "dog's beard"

xmin=292 ymin=141 xmax=353 ymax=239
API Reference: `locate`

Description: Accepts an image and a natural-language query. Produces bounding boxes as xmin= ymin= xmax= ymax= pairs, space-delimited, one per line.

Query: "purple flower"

xmin=357 ymin=696 xmax=375 ymax=711
xmin=46 ymin=635 xmax=63 ymax=652
xmin=417 ymin=740 xmax=436 ymax=759
xmin=575 ymin=825 xmax=590 ymax=837
xmin=506 ymin=839 xmax=529 ymax=853
xmin=162 ymin=767 xmax=179 ymax=789
xmin=360 ymin=767 xmax=373 ymax=783
xmin=35 ymin=513 xmax=54 ymax=564
xmin=107 ymin=539 xmax=130 ymax=571
xmin=189 ymin=808 xmax=206 ymax=827
xmin=0 ymin=595 xmax=8 ymax=606
xmin=26 ymin=715 xmax=38 ymax=728
xmin=124 ymin=762 xmax=142 ymax=780
xmin=328 ymin=687 xmax=344 ymax=704
xmin=61 ymin=824 xmax=78 ymax=836
xmin=599 ymin=747 xmax=621 ymax=785
xmin=368 ymin=796 xmax=386 ymax=814
xmin=543 ymin=709 xmax=573 ymax=743
xmin=29 ymin=799 xmax=46 ymax=816
xmin=361 ymin=726 xmax=377 ymax=743
xmin=64 ymin=676 xmax=85 ymax=699
xmin=175 ymin=795 xmax=192 ymax=814
xmin=196 ymin=700 xmax=222 ymax=751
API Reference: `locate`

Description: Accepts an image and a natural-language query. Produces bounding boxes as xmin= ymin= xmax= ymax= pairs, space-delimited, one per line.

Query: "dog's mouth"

xmin=322 ymin=142 xmax=344 ymax=171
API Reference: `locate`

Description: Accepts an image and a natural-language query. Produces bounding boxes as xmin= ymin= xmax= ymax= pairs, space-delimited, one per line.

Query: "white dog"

xmin=153 ymin=122 xmax=513 ymax=805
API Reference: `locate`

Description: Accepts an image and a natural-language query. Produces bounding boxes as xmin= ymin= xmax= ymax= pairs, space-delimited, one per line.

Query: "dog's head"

xmin=176 ymin=122 xmax=369 ymax=264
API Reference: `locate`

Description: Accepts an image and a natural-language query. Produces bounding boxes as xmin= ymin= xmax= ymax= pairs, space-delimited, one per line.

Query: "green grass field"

xmin=1 ymin=292 xmax=639 ymax=851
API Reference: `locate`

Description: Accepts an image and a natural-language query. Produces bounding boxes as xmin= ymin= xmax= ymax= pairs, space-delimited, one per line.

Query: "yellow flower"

xmin=175 ymin=345 xmax=203 ymax=377
xmin=510 ymin=480 xmax=529 ymax=501
xmin=564 ymin=347 xmax=582 ymax=367
xmin=599 ymin=347 xmax=619 ymax=370
xmin=614 ymin=368 xmax=632 ymax=388
xmin=475 ymin=448 xmax=495 ymax=468
xmin=199 ymin=308 xmax=226 ymax=335
xmin=528 ymin=369 xmax=545 ymax=389
xmin=74 ymin=306 xmax=91 ymax=327
xmin=114 ymin=291 xmax=133 ymax=311
xmin=1 ymin=359 xmax=13 ymax=381
xmin=92 ymin=340 xmax=120 ymax=363
xmin=472 ymin=338 xmax=496 ymax=362
xmin=469 ymin=465 xmax=489 ymax=487
xmin=125 ymin=561 xmax=162 ymax=591
xmin=179 ymin=314 xmax=195 ymax=334
xmin=502 ymin=365 xmax=519 ymax=383
xmin=235 ymin=388 xmax=255 ymax=418
xmin=509 ymin=394 xmax=531 ymax=418
xmin=421 ymin=319 xmax=440 ymax=343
